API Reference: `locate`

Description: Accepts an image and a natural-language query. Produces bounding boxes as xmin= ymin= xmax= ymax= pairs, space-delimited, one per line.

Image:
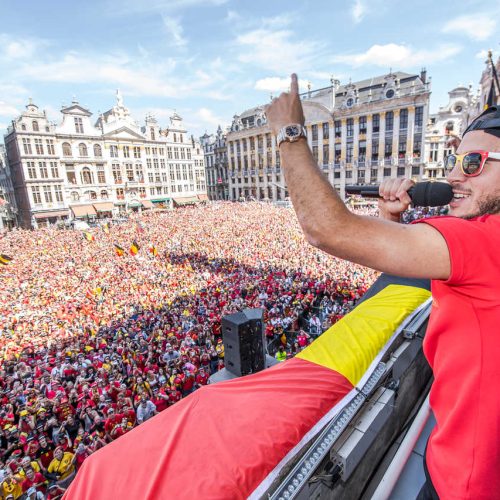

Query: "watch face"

xmin=285 ymin=125 xmax=300 ymax=137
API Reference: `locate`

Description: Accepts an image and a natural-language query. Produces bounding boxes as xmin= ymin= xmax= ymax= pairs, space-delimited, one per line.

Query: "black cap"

xmin=463 ymin=105 xmax=500 ymax=137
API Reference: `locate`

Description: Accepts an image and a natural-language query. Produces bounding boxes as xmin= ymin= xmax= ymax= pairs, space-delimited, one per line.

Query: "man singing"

xmin=266 ymin=74 xmax=500 ymax=500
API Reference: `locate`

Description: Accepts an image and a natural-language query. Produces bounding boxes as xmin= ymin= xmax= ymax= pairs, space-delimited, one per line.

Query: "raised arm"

xmin=266 ymin=74 xmax=450 ymax=280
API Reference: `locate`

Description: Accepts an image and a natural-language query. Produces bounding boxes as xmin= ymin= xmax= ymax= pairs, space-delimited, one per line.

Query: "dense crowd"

xmin=0 ymin=202 xmax=378 ymax=498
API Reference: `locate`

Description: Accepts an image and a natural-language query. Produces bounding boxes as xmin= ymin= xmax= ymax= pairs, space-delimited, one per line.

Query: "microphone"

xmin=345 ymin=182 xmax=453 ymax=207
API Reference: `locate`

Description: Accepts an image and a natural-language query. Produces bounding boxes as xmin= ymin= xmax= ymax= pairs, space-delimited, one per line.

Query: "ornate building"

xmin=3 ymin=92 xmax=207 ymax=228
xmin=0 ymin=144 xmax=17 ymax=230
xmin=226 ymin=70 xmax=431 ymax=201
xmin=200 ymin=126 xmax=229 ymax=200
xmin=424 ymin=86 xmax=475 ymax=180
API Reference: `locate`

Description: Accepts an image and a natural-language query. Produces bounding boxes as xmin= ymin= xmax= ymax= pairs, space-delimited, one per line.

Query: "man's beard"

xmin=462 ymin=194 xmax=500 ymax=219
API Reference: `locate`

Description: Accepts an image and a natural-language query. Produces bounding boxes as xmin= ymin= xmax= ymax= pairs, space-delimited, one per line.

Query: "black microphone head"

xmin=410 ymin=182 xmax=453 ymax=207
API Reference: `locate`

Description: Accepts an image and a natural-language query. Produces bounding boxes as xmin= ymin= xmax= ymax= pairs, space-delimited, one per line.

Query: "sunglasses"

xmin=444 ymin=150 xmax=500 ymax=177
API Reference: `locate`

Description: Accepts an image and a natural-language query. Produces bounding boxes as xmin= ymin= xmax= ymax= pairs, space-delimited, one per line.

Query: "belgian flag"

xmin=149 ymin=244 xmax=158 ymax=257
xmin=114 ymin=244 xmax=125 ymax=257
xmin=130 ymin=240 xmax=140 ymax=256
xmin=83 ymin=231 xmax=95 ymax=242
xmin=102 ymin=223 xmax=110 ymax=234
xmin=0 ymin=254 xmax=12 ymax=266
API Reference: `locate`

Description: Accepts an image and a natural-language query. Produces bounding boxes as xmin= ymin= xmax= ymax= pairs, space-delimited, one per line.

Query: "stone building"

xmin=0 ymin=144 xmax=17 ymax=230
xmin=226 ymin=70 xmax=431 ymax=201
xmin=200 ymin=125 xmax=229 ymax=200
xmin=3 ymin=92 xmax=207 ymax=228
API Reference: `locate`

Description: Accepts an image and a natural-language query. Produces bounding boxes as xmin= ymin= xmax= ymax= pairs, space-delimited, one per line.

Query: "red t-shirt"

xmin=419 ymin=215 xmax=500 ymax=498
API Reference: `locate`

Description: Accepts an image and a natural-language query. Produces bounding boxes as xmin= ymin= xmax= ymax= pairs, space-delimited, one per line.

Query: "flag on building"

xmin=130 ymin=240 xmax=140 ymax=255
xmin=102 ymin=222 xmax=110 ymax=234
xmin=0 ymin=254 xmax=12 ymax=265
xmin=485 ymin=50 xmax=500 ymax=110
xmin=114 ymin=244 xmax=125 ymax=257
xmin=83 ymin=231 xmax=95 ymax=242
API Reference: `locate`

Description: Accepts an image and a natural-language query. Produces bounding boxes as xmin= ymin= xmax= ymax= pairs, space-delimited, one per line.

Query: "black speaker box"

xmin=222 ymin=308 xmax=265 ymax=376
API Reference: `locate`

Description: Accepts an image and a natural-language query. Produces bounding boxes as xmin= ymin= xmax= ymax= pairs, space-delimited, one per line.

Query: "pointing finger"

xmin=290 ymin=73 xmax=299 ymax=95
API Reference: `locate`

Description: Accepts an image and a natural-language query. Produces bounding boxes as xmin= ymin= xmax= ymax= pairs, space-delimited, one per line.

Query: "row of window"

xmin=26 ymin=161 xmax=60 ymax=180
xmin=31 ymin=185 xmax=64 ymax=204
xmin=22 ymin=138 xmax=56 ymax=156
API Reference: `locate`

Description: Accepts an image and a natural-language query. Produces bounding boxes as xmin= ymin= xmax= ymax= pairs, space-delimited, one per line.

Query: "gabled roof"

xmin=61 ymin=104 xmax=92 ymax=117
xmin=102 ymin=126 xmax=145 ymax=140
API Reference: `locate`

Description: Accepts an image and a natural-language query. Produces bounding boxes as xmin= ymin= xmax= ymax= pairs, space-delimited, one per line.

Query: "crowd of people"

xmin=0 ymin=202 xmax=379 ymax=498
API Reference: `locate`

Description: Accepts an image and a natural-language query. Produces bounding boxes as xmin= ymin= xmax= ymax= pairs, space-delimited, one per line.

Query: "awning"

xmin=93 ymin=202 xmax=114 ymax=212
xmin=70 ymin=205 xmax=97 ymax=217
xmin=173 ymin=196 xmax=199 ymax=205
xmin=141 ymin=200 xmax=155 ymax=209
xmin=197 ymin=194 xmax=209 ymax=201
xmin=151 ymin=198 xmax=170 ymax=203
xmin=33 ymin=210 xmax=69 ymax=219
xmin=128 ymin=201 xmax=142 ymax=208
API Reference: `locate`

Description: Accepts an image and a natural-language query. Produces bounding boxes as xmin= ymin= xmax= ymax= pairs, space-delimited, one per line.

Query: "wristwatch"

xmin=276 ymin=124 xmax=307 ymax=147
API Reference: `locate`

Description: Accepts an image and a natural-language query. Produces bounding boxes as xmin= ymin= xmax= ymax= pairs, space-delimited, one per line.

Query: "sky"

xmin=0 ymin=0 xmax=499 ymax=139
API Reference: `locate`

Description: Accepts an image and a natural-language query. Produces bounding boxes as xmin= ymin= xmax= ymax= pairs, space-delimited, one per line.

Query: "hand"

xmin=378 ymin=178 xmax=414 ymax=222
xmin=265 ymin=74 xmax=305 ymax=136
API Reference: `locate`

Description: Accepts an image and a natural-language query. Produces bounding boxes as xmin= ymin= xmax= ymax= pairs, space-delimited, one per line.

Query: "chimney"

xmin=420 ymin=68 xmax=427 ymax=84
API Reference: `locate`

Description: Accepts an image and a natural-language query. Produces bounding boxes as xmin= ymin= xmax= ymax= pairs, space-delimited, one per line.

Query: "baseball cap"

xmin=464 ymin=105 xmax=500 ymax=137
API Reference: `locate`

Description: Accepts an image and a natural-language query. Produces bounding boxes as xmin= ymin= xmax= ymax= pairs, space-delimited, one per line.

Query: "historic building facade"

xmin=200 ymin=126 xmax=229 ymax=200
xmin=3 ymin=92 xmax=207 ymax=228
xmin=226 ymin=70 xmax=431 ymax=201
xmin=424 ymin=86 xmax=475 ymax=181
xmin=0 ymin=144 xmax=17 ymax=230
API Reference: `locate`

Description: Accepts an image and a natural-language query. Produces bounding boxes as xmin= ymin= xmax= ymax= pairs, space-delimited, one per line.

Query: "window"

xmin=413 ymin=134 xmax=422 ymax=156
xmin=32 ymin=186 xmax=42 ymax=204
xmin=79 ymin=143 xmax=88 ymax=157
xmin=21 ymin=124 xmax=26 ymax=131
xmin=126 ymin=163 xmax=134 ymax=181
xmin=50 ymin=162 xmax=59 ymax=178
xmin=81 ymin=167 xmax=93 ymax=184
xmin=384 ymin=167 xmax=392 ymax=177
xmin=180 ymin=134 xmax=183 ymax=142
xmin=322 ymin=122 xmax=329 ymax=139
xmin=71 ymin=191 xmax=80 ymax=202
xmin=323 ymin=145 xmax=329 ymax=164
xmin=94 ymin=144 xmax=103 ymax=157
xmin=39 ymin=162 xmax=48 ymax=178
xmin=398 ymin=137 xmax=407 ymax=157
xmin=46 ymin=139 xmax=55 ymax=155
xmin=32 ymin=121 xmax=39 ymax=132
xmin=397 ymin=166 xmax=406 ymax=176
xmin=358 ymin=170 xmax=365 ymax=181
xmin=371 ymin=168 xmax=378 ymax=180
xmin=74 ymin=117 xmax=84 ymax=133
xmin=359 ymin=140 xmax=366 ymax=161
xmin=180 ymin=148 xmax=186 ymax=160
xmin=153 ymin=159 xmax=159 ymax=169
xmin=123 ymin=146 xmax=130 ymax=158
xmin=385 ymin=111 xmax=394 ymax=132
xmin=27 ymin=162 xmax=37 ymax=179
xmin=133 ymin=146 xmax=141 ymax=158
xmin=62 ymin=143 xmax=72 ymax=156
xmin=112 ymin=164 xmax=122 ymax=183
xmin=34 ymin=138 xmax=44 ymax=155
xmin=187 ymin=149 xmax=191 ymax=160
xmin=311 ymin=124 xmax=318 ymax=141
xmin=384 ymin=139 xmax=392 ymax=158
xmin=110 ymin=145 xmax=119 ymax=158
xmin=22 ymin=138 xmax=32 ymax=155
xmin=334 ymin=120 xmax=341 ymax=138
xmin=359 ymin=116 xmax=367 ymax=134
xmin=415 ymin=106 xmax=424 ymax=128
xmin=145 ymin=147 xmax=151 ymax=155
xmin=150 ymin=128 xmax=155 ymax=140
xmin=346 ymin=143 xmax=353 ymax=163
xmin=334 ymin=144 xmax=341 ymax=162
xmin=97 ymin=170 xmax=106 ymax=184
xmin=55 ymin=186 xmax=63 ymax=203
xmin=399 ymin=109 xmax=408 ymax=130
xmin=372 ymin=140 xmax=379 ymax=159
xmin=372 ymin=114 xmax=380 ymax=133
xmin=100 ymin=190 xmax=108 ymax=199
xmin=167 ymin=147 xmax=173 ymax=159
xmin=412 ymin=166 xmax=421 ymax=176
xmin=346 ymin=119 xmax=354 ymax=137
xmin=66 ymin=165 xmax=76 ymax=184
xmin=43 ymin=186 xmax=53 ymax=203
xmin=135 ymin=164 xmax=144 ymax=182
xmin=345 ymin=170 xmax=352 ymax=179
xmin=116 ymin=188 xmax=124 ymax=198
xmin=429 ymin=143 xmax=438 ymax=163
xmin=312 ymin=146 xmax=319 ymax=163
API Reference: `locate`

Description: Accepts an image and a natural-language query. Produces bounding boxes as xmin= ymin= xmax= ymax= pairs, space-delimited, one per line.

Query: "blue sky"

xmin=0 ymin=0 xmax=498 ymax=138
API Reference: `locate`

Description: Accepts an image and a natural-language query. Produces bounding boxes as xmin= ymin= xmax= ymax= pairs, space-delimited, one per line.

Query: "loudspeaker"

xmin=222 ymin=308 xmax=265 ymax=376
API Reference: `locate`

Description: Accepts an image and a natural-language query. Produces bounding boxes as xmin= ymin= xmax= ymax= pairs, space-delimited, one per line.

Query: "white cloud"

xmin=332 ymin=43 xmax=462 ymax=68
xmin=442 ymin=14 xmax=496 ymax=41
xmin=107 ymin=0 xmax=228 ymax=15
xmin=162 ymin=16 xmax=187 ymax=47
xmin=475 ymin=49 xmax=489 ymax=60
xmin=0 ymin=34 xmax=49 ymax=60
xmin=236 ymin=28 xmax=323 ymax=73
xmin=0 ymin=101 xmax=20 ymax=118
xmin=351 ymin=0 xmax=366 ymax=24
xmin=196 ymin=107 xmax=226 ymax=128
xmin=254 ymin=76 xmax=310 ymax=93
